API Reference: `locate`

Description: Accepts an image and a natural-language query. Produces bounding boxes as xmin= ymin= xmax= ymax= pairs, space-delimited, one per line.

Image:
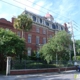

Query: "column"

xmin=6 ymin=57 xmax=11 ymax=75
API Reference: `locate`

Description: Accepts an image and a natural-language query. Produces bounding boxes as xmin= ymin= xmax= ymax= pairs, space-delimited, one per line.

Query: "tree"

xmin=75 ymin=40 xmax=80 ymax=55
xmin=73 ymin=56 xmax=80 ymax=61
xmin=14 ymin=14 xmax=32 ymax=38
xmin=0 ymin=28 xmax=26 ymax=71
xmin=72 ymin=40 xmax=80 ymax=61
xmin=40 ymin=31 xmax=72 ymax=63
xmin=0 ymin=28 xmax=26 ymax=58
xmin=40 ymin=43 xmax=55 ymax=63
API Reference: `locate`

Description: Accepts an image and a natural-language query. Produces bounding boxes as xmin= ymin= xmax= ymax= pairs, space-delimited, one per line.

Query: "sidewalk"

xmin=0 ymin=72 xmax=58 ymax=80
xmin=0 ymin=70 xmax=79 ymax=80
xmin=0 ymin=70 xmax=76 ymax=79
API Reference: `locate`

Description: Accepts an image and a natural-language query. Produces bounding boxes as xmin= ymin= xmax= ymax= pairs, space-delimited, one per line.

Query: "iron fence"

xmin=10 ymin=59 xmax=76 ymax=70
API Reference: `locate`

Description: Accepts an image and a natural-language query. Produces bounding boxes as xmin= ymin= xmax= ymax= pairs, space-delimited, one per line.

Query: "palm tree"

xmin=13 ymin=14 xmax=32 ymax=62
xmin=14 ymin=14 xmax=32 ymax=38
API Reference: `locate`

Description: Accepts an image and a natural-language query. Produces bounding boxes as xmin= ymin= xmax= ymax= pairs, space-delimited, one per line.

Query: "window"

xmin=40 ymin=18 xmax=42 ymax=23
xmin=52 ymin=24 xmax=56 ymax=29
xmin=45 ymin=21 xmax=49 ymax=26
xmin=36 ymin=36 xmax=39 ymax=44
xmin=43 ymin=38 xmax=46 ymax=44
xmin=61 ymin=27 xmax=63 ymax=30
xmin=27 ymin=48 xmax=31 ymax=56
xmin=17 ymin=31 xmax=21 ymax=37
xmin=36 ymin=48 xmax=39 ymax=58
xmin=36 ymin=27 xmax=39 ymax=33
xmin=6 ymin=28 xmax=9 ymax=31
xmin=56 ymin=23 xmax=58 ymax=29
xmin=49 ymin=35 xmax=52 ymax=38
xmin=43 ymin=29 xmax=46 ymax=34
xmin=28 ymin=34 xmax=31 ymax=43
xmin=33 ymin=15 xmax=36 ymax=21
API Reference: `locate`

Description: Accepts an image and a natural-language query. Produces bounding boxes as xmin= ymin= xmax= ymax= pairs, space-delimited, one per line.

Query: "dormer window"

xmin=33 ymin=15 xmax=36 ymax=21
xmin=45 ymin=21 xmax=49 ymax=26
xmin=40 ymin=18 xmax=42 ymax=23
xmin=61 ymin=27 xmax=63 ymax=30
xmin=55 ymin=23 xmax=58 ymax=29
xmin=52 ymin=24 xmax=56 ymax=29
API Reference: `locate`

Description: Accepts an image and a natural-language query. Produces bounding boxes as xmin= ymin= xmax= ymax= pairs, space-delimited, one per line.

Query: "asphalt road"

xmin=0 ymin=70 xmax=80 ymax=80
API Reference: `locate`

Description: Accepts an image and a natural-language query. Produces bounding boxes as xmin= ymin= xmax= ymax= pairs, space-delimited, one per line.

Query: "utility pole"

xmin=69 ymin=22 xmax=76 ymax=61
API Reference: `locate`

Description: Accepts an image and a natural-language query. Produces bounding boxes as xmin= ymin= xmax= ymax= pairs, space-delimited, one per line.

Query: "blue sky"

xmin=0 ymin=0 xmax=80 ymax=40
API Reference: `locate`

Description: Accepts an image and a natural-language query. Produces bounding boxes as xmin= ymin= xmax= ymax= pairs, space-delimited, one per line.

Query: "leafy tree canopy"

xmin=0 ymin=28 xmax=26 ymax=57
xmin=14 ymin=14 xmax=32 ymax=32
xmin=40 ymin=31 xmax=72 ymax=63
xmin=75 ymin=40 xmax=80 ymax=55
xmin=51 ymin=31 xmax=71 ymax=53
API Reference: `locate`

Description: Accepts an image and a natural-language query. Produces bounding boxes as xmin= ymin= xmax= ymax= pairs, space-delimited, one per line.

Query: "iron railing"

xmin=11 ymin=59 xmax=75 ymax=70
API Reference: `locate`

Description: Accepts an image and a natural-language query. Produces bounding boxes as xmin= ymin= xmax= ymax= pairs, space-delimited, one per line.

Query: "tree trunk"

xmin=56 ymin=53 xmax=58 ymax=65
xmin=22 ymin=30 xmax=24 ymax=38
xmin=0 ymin=54 xmax=6 ymax=72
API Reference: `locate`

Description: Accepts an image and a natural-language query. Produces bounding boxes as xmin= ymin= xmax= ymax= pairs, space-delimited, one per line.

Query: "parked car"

xmin=77 ymin=65 xmax=80 ymax=71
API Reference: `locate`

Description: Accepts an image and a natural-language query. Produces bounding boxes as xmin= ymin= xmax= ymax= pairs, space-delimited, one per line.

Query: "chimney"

xmin=64 ymin=23 xmax=67 ymax=27
xmin=12 ymin=16 xmax=16 ymax=25
xmin=64 ymin=23 xmax=68 ymax=32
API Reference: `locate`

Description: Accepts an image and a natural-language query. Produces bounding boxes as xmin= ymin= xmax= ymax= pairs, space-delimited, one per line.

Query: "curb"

xmin=0 ymin=70 xmax=76 ymax=78
xmin=13 ymin=70 xmax=76 ymax=78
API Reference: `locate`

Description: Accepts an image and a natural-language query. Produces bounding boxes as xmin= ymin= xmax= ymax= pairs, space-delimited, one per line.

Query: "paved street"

xmin=0 ymin=70 xmax=80 ymax=80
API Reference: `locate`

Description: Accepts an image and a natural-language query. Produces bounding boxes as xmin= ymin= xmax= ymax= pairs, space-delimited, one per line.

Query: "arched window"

xmin=33 ymin=15 xmax=36 ymax=21
xmin=40 ymin=18 xmax=42 ymax=23
xmin=61 ymin=27 xmax=63 ymax=30
xmin=45 ymin=21 xmax=49 ymax=26
xmin=52 ymin=24 xmax=56 ymax=29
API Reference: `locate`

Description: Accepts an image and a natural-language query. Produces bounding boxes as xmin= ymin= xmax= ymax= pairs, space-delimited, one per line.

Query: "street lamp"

xmin=36 ymin=44 xmax=42 ymax=68
xmin=69 ymin=45 xmax=72 ymax=64
xmin=36 ymin=44 xmax=41 ymax=59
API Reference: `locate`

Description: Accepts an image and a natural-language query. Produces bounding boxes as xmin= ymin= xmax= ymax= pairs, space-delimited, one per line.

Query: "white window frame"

xmin=43 ymin=29 xmax=46 ymax=34
xmin=36 ymin=36 xmax=39 ymax=44
xmin=6 ymin=28 xmax=9 ymax=31
xmin=17 ymin=31 xmax=21 ymax=37
xmin=28 ymin=34 xmax=31 ymax=43
xmin=32 ymin=15 xmax=36 ymax=22
xmin=43 ymin=38 xmax=46 ymax=44
xmin=27 ymin=48 xmax=31 ymax=56
xmin=49 ymin=35 xmax=52 ymax=38
xmin=45 ymin=21 xmax=49 ymax=26
xmin=39 ymin=18 xmax=43 ymax=24
xmin=36 ymin=27 xmax=39 ymax=33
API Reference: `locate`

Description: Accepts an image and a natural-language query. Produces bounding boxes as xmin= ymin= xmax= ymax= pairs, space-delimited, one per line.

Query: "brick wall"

xmin=10 ymin=67 xmax=76 ymax=75
xmin=0 ymin=18 xmax=55 ymax=53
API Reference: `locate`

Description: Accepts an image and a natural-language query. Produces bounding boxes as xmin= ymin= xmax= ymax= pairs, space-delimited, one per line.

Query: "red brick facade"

xmin=0 ymin=18 xmax=55 ymax=55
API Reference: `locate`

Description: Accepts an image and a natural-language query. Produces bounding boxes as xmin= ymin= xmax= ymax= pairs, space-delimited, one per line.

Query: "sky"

xmin=0 ymin=0 xmax=80 ymax=40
